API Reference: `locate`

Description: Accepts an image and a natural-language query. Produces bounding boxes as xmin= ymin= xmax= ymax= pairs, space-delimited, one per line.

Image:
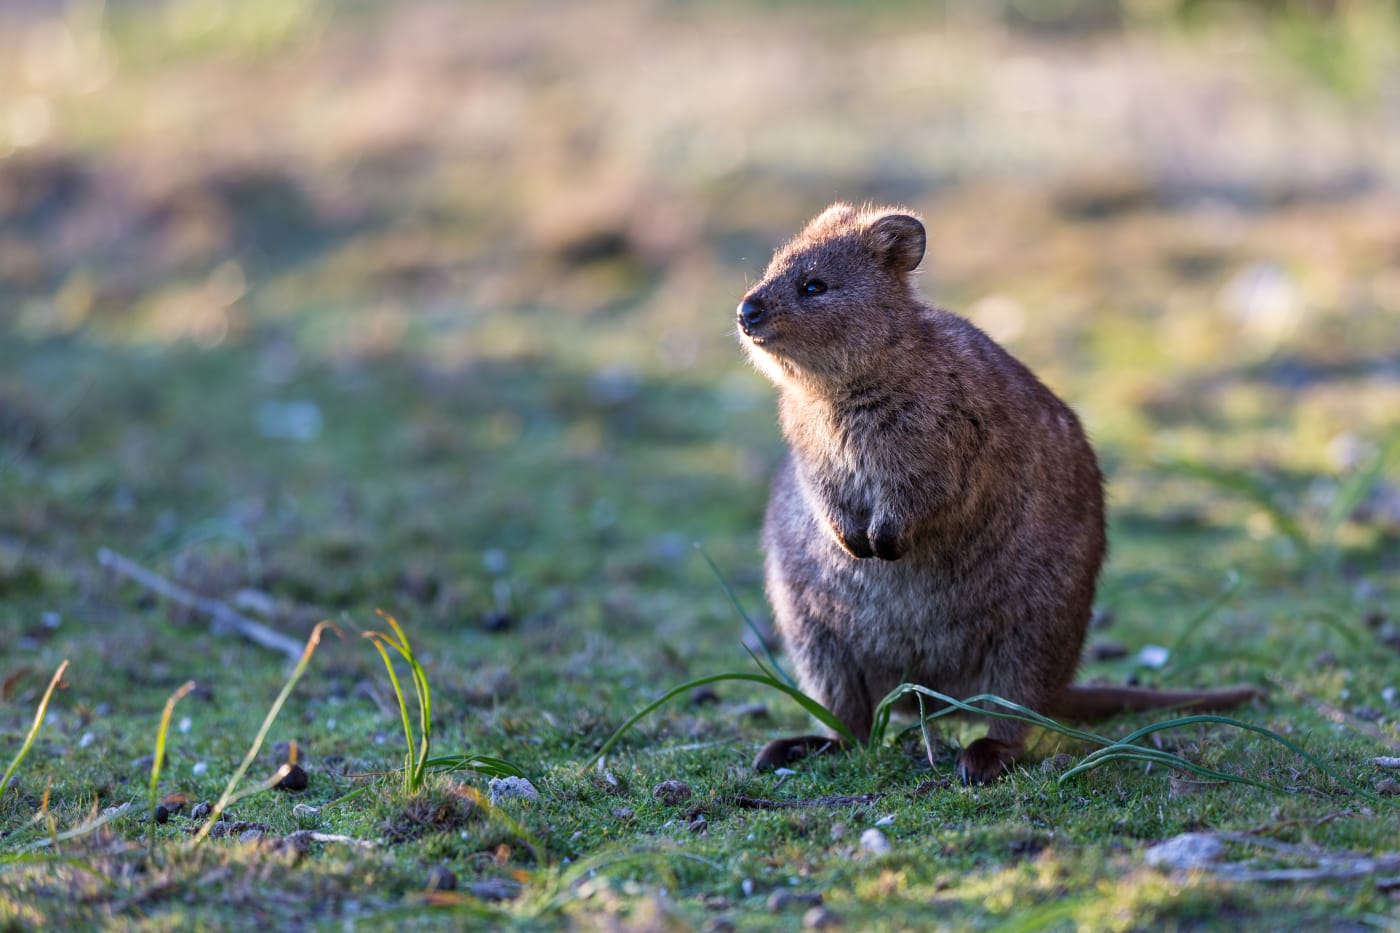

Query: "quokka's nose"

xmin=737 ymin=298 xmax=767 ymax=330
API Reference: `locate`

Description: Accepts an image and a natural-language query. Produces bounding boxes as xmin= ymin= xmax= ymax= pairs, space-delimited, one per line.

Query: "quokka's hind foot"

xmin=753 ymin=734 xmax=849 ymax=771
xmin=953 ymin=737 xmax=1021 ymax=785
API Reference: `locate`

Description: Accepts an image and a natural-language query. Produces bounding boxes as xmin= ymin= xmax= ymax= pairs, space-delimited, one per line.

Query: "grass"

xmin=2 ymin=0 xmax=1399 ymax=928
xmin=365 ymin=610 xmax=435 ymax=794
xmin=0 ymin=661 xmax=67 ymax=802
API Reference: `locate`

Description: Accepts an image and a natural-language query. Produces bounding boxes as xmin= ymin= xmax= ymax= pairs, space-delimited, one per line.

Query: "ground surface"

xmin=2 ymin=1 xmax=1400 ymax=929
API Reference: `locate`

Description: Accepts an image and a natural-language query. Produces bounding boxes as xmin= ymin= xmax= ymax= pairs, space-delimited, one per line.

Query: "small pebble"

xmin=1374 ymin=757 xmax=1400 ymax=770
xmin=1377 ymin=779 xmax=1399 ymax=796
xmin=488 ymin=776 xmax=539 ymax=804
xmin=741 ymin=879 xmax=755 ymax=897
xmin=733 ymin=702 xmax=769 ymax=721
xmin=192 ymin=761 xmax=208 ymax=776
xmin=1088 ymin=640 xmax=1128 ymax=661
xmin=190 ymin=802 xmax=213 ymax=820
xmin=481 ymin=610 xmax=513 ymax=632
xmin=859 ymin=828 xmax=891 ymax=855
xmin=276 ymin=764 xmax=309 ymax=792
xmin=426 ymin=865 xmax=457 ymax=892
xmin=767 ymin=890 xmax=822 ymax=912
xmin=1136 ymin=645 xmax=1170 ymax=669
xmin=804 ymin=906 xmax=842 ymax=929
xmin=612 ymin=807 xmax=633 ymax=819
xmin=482 ymin=548 xmax=509 ymax=575
xmin=652 ymin=780 xmax=693 ymax=806
xmin=1384 ymin=687 xmax=1398 ymax=705
xmin=688 ymin=815 xmax=708 ymax=834
xmin=1145 ymin=832 xmax=1224 ymax=870
xmin=292 ymin=803 xmax=320 ymax=819
xmin=690 ymin=686 xmax=721 ymax=706
xmin=874 ymin=814 xmax=895 ymax=827
xmin=239 ymin=829 xmax=263 ymax=843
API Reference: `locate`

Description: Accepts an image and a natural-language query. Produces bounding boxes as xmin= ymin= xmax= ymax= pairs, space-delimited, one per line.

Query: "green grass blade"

xmin=698 ymin=545 xmax=797 ymax=689
xmin=587 ymin=671 xmax=857 ymax=769
xmin=421 ymin=754 xmax=527 ymax=780
xmin=1105 ymin=713 xmax=1365 ymax=792
xmin=366 ymin=633 xmax=418 ymax=787
xmin=191 ymin=622 xmax=337 ymax=846
xmin=401 ymin=648 xmax=432 ymax=789
xmin=0 ymin=660 xmax=69 ymax=799
xmin=219 ymin=762 xmax=298 ymax=812
xmin=25 ymin=802 xmax=133 ymax=851
xmin=740 ymin=642 xmax=781 ymax=685
xmin=1060 ymin=746 xmax=1275 ymax=791
xmin=374 ymin=612 xmax=430 ymax=751
xmin=148 ymin=679 xmax=196 ymax=856
xmin=1320 ymin=433 xmax=1396 ymax=557
xmin=1166 ymin=570 xmax=1241 ymax=659
xmin=875 ymin=684 xmax=1115 ymax=747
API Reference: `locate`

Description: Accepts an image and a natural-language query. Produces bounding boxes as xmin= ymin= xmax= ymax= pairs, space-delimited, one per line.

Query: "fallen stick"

xmin=729 ymin=793 xmax=885 ymax=810
xmin=97 ymin=548 xmax=305 ymax=662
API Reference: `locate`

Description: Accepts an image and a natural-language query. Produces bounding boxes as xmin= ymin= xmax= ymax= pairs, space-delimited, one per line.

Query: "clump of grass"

xmin=591 ymin=628 xmax=1389 ymax=802
xmin=0 ymin=660 xmax=69 ymax=800
xmin=365 ymin=610 xmax=433 ymax=794
xmin=364 ymin=609 xmax=524 ymax=794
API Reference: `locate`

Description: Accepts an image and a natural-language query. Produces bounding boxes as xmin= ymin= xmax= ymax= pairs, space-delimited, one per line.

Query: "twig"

xmin=1150 ymin=830 xmax=1400 ymax=884
xmin=301 ymin=831 xmax=379 ymax=848
xmin=97 ymin=548 xmax=304 ymax=662
xmin=1210 ymin=861 xmax=1400 ymax=883
xmin=728 ymin=793 xmax=885 ymax=810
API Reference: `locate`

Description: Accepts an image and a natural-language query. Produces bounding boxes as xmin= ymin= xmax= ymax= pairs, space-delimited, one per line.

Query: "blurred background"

xmin=2 ymin=0 xmax=1398 ymax=654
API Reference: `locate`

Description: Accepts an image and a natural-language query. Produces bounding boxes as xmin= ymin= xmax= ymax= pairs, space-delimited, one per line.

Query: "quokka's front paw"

xmin=834 ymin=526 xmax=875 ymax=559
xmin=868 ymin=518 xmax=908 ymax=560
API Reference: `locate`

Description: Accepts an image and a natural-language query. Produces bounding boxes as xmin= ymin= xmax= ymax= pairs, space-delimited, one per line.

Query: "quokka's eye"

xmin=801 ymin=279 xmax=827 ymax=296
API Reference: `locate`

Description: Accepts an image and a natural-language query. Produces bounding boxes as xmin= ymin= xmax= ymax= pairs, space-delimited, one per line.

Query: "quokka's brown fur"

xmin=737 ymin=203 xmax=1259 ymax=783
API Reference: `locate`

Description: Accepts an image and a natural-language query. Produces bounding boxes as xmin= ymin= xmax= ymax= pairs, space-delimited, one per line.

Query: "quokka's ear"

xmin=803 ymin=202 xmax=857 ymax=234
xmin=864 ymin=213 xmax=926 ymax=273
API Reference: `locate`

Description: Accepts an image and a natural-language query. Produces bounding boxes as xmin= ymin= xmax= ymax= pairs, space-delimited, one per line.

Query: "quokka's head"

xmin=736 ymin=203 xmax=926 ymax=384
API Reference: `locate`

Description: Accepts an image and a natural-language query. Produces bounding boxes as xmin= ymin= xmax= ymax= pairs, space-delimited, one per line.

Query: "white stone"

xmin=859 ymin=828 xmax=892 ymax=855
xmin=1145 ymin=832 xmax=1224 ymax=870
xmin=488 ymin=776 xmax=539 ymax=804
